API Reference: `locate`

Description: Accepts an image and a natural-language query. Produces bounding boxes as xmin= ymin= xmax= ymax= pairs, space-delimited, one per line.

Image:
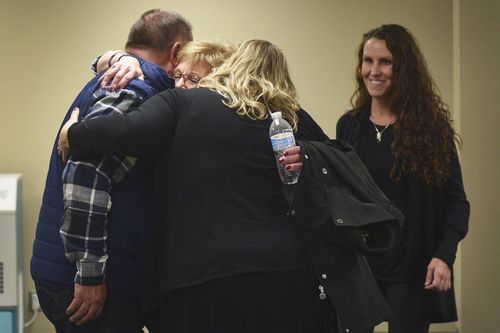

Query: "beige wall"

xmin=459 ymin=0 xmax=500 ymax=332
xmin=0 ymin=0 xmax=496 ymax=332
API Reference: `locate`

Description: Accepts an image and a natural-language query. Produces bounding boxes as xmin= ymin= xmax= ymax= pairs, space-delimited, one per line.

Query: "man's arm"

xmin=60 ymin=88 xmax=143 ymax=325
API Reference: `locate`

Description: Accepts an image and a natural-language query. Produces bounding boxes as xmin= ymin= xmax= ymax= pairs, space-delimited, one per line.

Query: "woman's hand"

xmin=424 ymin=257 xmax=452 ymax=292
xmin=280 ymin=146 xmax=303 ymax=172
xmin=100 ymin=56 xmax=144 ymax=91
xmin=58 ymin=108 xmax=80 ymax=163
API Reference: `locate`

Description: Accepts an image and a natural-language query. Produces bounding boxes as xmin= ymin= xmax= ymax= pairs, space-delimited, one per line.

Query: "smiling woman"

xmin=361 ymin=38 xmax=394 ymax=102
xmin=336 ymin=24 xmax=470 ymax=333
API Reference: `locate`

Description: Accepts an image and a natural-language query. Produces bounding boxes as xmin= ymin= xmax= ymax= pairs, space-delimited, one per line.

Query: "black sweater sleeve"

xmin=295 ymin=108 xmax=329 ymax=141
xmin=433 ymin=151 xmax=470 ymax=266
xmin=69 ymin=90 xmax=180 ymax=158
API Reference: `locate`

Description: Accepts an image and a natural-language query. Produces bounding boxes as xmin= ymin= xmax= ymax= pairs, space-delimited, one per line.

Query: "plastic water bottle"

xmin=269 ymin=111 xmax=300 ymax=184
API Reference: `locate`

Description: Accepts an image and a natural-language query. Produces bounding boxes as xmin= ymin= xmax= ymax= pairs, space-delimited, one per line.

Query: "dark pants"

xmin=360 ymin=282 xmax=430 ymax=333
xmin=35 ymin=282 xmax=146 ymax=333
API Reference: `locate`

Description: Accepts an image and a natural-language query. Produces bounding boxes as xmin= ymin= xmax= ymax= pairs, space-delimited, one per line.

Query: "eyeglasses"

xmin=173 ymin=71 xmax=200 ymax=87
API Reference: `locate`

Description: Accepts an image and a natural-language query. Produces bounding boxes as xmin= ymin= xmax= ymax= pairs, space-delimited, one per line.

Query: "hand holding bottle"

xmin=269 ymin=112 xmax=300 ymax=184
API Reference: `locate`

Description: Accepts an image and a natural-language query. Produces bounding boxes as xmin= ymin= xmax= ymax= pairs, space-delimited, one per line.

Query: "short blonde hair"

xmin=199 ymin=39 xmax=300 ymax=130
xmin=177 ymin=40 xmax=235 ymax=70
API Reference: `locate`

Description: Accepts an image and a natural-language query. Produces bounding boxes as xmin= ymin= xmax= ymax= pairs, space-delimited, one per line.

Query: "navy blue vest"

xmin=31 ymin=60 xmax=173 ymax=300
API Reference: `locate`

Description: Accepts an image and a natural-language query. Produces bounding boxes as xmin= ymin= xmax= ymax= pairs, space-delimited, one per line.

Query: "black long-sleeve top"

xmin=336 ymin=105 xmax=469 ymax=322
xmin=69 ymin=87 xmax=329 ymax=293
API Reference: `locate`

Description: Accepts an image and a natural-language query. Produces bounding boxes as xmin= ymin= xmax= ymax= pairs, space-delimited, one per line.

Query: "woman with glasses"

xmin=173 ymin=40 xmax=235 ymax=89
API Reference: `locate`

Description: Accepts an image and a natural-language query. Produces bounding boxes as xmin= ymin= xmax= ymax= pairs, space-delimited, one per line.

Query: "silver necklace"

xmin=372 ymin=121 xmax=391 ymax=143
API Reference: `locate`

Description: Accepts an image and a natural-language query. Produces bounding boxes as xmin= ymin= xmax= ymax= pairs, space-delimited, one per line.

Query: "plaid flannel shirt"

xmin=60 ymin=88 xmax=143 ymax=285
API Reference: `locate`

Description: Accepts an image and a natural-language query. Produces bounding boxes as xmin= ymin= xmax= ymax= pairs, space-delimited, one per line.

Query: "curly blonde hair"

xmin=198 ymin=39 xmax=300 ymax=130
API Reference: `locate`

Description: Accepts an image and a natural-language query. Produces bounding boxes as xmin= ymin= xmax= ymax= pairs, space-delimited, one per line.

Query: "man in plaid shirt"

xmin=31 ymin=9 xmax=192 ymax=332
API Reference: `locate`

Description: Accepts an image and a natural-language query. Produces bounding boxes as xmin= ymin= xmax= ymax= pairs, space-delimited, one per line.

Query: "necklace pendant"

xmin=372 ymin=120 xmax=390 ymax=143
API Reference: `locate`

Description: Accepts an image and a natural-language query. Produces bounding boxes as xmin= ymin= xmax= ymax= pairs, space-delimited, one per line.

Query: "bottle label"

xmin=270 ymin=132 xmax=295 ymax=151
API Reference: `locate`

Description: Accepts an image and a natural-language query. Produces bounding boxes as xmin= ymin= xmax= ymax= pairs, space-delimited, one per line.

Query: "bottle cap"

xmin=270 ymin=111 xmax=282 ymax=119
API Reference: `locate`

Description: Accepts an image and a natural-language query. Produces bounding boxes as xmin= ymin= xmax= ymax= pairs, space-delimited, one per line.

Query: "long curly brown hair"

xmin=350 ymin=24 xmax=461 ymax=187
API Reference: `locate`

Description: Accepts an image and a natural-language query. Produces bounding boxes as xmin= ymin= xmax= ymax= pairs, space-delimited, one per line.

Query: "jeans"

xmin=35 ymin=282 xmax=146 ymax=333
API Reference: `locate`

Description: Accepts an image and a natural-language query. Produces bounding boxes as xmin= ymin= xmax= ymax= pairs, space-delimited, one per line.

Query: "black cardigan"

xmin=336 ymin=106 xmax=470 ymax=322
